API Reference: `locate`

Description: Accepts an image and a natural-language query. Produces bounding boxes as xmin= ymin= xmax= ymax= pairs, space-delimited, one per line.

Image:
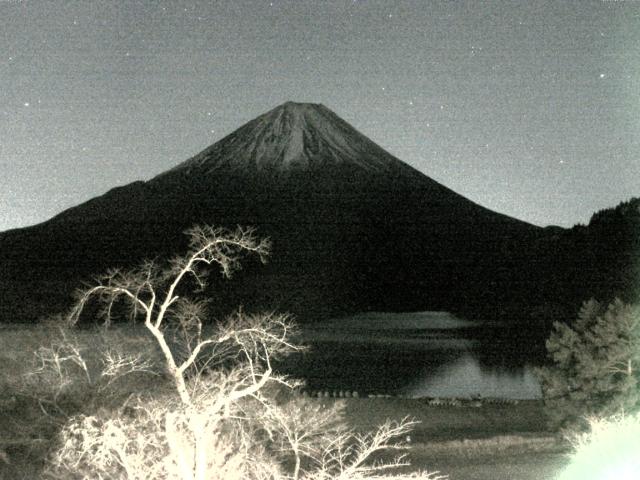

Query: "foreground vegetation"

xmin=0 ymin=326 xmax=566 ymax=479
xmin=0 ymin=319 xmax=590 ymax=480
xmin=1 ymin=223 xmax=636 ymax=478
xmin=536 ymin=298 xmax=640 ymax=432
xmin=1 ymin=226 xmax=446 ymax=479
xmin=535 ymin=297 xmax=640 ymax=478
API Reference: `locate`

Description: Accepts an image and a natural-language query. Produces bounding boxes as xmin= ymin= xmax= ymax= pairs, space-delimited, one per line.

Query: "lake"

xmin=278 ymin=311 xmax=545 ymax=399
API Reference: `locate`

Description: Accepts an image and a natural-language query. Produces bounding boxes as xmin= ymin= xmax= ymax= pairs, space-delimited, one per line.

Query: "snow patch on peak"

xmin=164 ymin=102 xmax=413 ymax=177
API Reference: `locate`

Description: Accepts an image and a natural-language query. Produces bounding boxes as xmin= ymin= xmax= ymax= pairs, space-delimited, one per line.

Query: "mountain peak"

xmin=271 ymin=101 xmax=330 ymax=118
xmin=278 ymin=100 xmax=324 ymax=110
xmin=163 ymin=102 xmax=409 ymax=177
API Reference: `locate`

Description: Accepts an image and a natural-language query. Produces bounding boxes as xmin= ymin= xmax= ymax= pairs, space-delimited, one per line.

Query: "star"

xmin=23 ymin=102 xmax=30 ymax=107
xmin=599 ymin=73 xmax=606 ymax=78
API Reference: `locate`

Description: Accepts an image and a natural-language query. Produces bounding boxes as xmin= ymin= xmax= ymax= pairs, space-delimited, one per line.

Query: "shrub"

xmin=21 ymin=323 xmax=162 ymax=418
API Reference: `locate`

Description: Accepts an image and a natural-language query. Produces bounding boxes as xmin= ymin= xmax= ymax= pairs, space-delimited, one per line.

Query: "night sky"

xmin=2 ymin=0 xmax=639 ymax=231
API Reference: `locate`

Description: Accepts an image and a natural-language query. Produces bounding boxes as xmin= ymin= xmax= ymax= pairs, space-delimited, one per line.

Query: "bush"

xmin=536 ymin=299 xmax=640 ymax=431
xmin=21 ymin=323 xmax=162 ymax=418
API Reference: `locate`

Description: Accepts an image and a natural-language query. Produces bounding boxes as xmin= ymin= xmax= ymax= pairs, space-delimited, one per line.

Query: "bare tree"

xmin=67 ymin=225 xmax=275 ymax=405
xmin=41 ymin=225 xmax=445 ymax=480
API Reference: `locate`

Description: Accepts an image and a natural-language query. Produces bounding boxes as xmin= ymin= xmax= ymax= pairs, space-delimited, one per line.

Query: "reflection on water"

xmin=277 ymin=311 xmax=544 ymax=399
xmin=400 ymin=352 xmax=541 ymax=399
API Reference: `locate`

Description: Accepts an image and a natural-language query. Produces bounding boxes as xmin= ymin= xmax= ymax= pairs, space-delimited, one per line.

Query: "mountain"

xmin=1 ymin=101 xmax=625 ymax=325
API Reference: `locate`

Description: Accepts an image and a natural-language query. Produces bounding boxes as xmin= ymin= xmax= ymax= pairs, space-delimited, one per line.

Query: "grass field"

xmin=0 ymin=323 xmax=570 ymax=479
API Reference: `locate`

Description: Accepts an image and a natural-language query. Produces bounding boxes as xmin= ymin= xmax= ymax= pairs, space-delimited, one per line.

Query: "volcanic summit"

xmin=164 ymin=101 xmax=403 ymax=175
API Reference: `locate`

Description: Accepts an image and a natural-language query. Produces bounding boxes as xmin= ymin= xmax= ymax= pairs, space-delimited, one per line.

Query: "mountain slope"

xmin=1 ymin=102 xmax=546 ymax=323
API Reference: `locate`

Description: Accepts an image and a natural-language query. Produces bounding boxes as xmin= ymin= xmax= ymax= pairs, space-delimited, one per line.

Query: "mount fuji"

xmin=1 ymin=102 xmax=549 ymax=323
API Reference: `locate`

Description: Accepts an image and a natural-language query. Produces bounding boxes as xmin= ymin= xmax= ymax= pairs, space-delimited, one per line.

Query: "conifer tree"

xmin=537 ymin=298 xmax=640 ymax=430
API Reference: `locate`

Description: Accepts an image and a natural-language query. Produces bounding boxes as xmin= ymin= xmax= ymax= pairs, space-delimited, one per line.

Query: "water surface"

xmin=278 ymin=311 xmax=544 ymax=399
